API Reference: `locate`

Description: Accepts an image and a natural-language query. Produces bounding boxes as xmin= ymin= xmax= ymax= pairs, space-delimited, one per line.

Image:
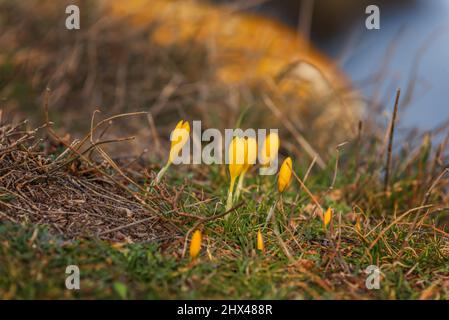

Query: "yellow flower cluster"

xmin=158 ymin=121 xmax=332 ymax=259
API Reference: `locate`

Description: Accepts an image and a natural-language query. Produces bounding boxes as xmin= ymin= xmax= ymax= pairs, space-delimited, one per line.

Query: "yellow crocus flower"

xmin=155 ymin=120 xmax=190 ymax=184
xmin=234 ymin=137 xmax=257 ymax=201
xmin=323 ymin=207 xmax=333 ymax=229
xmin=257 ymin=229 xmax=264 ymax=251
xmin=226 ymin=136 xmax=246 ymax=211
xmin=278 ymin=157 xmax=293 ymax=193
xmin=168 ymin=120 xmax=190 ymax=164
xmin=189 ymin=229 xmax=202 ymax=259
xmin=260 ymin=132 xmax=280 ymax=167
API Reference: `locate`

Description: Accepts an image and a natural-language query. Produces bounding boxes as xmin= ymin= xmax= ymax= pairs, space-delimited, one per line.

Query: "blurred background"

xmin=1 ymin=0 xmax=449 ymax=156
xmin=226 ymin=0 xmax=449 ymax=131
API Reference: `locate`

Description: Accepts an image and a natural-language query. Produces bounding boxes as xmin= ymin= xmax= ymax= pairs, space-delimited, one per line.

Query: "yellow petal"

xmin=189 ymin=230 xmax=202 ymax=259
xmin=260 ymin=132 xmax=280 ymax=166
xmin=257 ymin=229 xmax=264 ymax=251
xmin=181 ymin=120 xmax=191 ymax=133
xmin=243 ymin=137 xmax=258 ymax=171
xmin=228 ymin=136 xmax=246 ymax=179
xmin=174 ymin=119 xmax=184 ymax=130
xmin=168 ymin=120 xmax=190 ymax=163
xmin=323 ymin=207 xmax=332 ymax=228
xmin=278 ymin=157 xmax=293 ymax=193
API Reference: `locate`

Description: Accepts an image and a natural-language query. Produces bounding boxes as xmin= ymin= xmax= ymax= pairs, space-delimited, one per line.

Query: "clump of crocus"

xmin=278 ymin=157 xmax=293 ymax=193
xmin=226 ymin=136 xmax=247 ymax=211
xmin=323 ymin=207 xmax=333 ymax=229
xmin=155 ymin=120 xmax=190 ymax=184
xmin=260 ymin=132 xmax=280 ymax=168
xmin=234 ymin=137 xmax=257 ymax=201
xmin=189 ymin=229 xmax=202 ymax=259
xmin=257 ymin=229 xmax=264 ymax=251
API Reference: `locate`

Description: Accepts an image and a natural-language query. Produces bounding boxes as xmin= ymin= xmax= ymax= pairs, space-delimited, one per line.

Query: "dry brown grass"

xmin=0 ymin=118 xmax=185 ymax=243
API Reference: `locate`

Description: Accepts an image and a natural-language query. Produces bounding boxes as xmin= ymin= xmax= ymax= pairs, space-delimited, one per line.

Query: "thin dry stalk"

xmin=384 ymin=89 xmax=401 ymax=193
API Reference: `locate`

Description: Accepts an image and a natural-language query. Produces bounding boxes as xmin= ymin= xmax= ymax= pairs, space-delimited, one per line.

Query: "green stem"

xmin=226 ymin=177 xmax=236 ymax=213
xmin=233 ymin=170 xmax=246 ymax=202
xmin=154 ymin=162 xmax=171 ymax=185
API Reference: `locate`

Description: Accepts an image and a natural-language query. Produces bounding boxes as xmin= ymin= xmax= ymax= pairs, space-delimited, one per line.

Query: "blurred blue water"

xmin=327 ymin=1 xmax=449 ymax=131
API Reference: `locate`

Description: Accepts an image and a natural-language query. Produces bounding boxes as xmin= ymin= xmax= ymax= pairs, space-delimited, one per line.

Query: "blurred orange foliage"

xmin=109 ymin=0 xmax=348 ymax=91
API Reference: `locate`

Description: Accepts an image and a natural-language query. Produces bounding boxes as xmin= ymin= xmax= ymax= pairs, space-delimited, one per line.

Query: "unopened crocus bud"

xmin=189 ymin=229 xmax=202 ymax=259
xmin=226 ymin=136 xmax=246 ymax=211
xmin=234 ymin=137 xmax=258 ymax=201
xmin=154 ymin=120 xmax=190 ymax=184
xmin=168 ymin=120 xmax=190 ymax=164
xmin=278 ymin=157 xmax=293 ymax=193
xmin=244 ymin=137 xmax=258 ymax=172
xmin=323 ymin=207 xmax=332 ymax=229
xmin=228 ymin=136 xmax=246 ymax=180
xmin=260 ymin=132 xmax=280 ymax=167
xmin=257 ymin=229 xmax=264 ymax=251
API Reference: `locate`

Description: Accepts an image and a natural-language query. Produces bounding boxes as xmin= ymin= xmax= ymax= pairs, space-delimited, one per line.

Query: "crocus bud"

xmin=226 ymin=137 xmax=248 ymax=210
xmin=244 ymin=137 xmax=258 ymax=172
xmin=168 ymin=120 xmax=190 ymax=164
xmin=323 ymin=207 xmax=332 ymax=228
xmin=226 ymin=136 xmax=247 ymax=211
xmin=228 ymin=136 xmax=246 ymax=179
xmin=260 ymin=132 xmax=280 ymax=167
xmin=154 ymin=120 xmax=190 ymax=184
xmin=257 ymin=229 xmax=264 ymax=251
xmin=189 ymin=230 xmax=202 ymax=259
xmin=278 ymin=157 xmax=293 ymax=193
xmin=233 ymin=137 xmax=258 ymax=202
